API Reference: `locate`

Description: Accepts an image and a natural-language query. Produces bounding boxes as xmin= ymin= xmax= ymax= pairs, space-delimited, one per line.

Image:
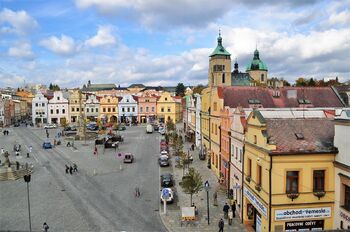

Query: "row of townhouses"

xmin=31 ymin=89 xmax=182 ymax=126
xmin=183 ymin=34 xmax=350 ymax=231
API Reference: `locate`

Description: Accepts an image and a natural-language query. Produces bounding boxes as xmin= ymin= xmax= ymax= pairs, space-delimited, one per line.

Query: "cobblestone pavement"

xmin=160 ymin=126 xmax=247 ymax=232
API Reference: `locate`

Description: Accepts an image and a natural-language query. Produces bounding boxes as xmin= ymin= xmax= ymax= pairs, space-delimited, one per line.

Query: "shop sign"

xmin=340 ymin=211 xmax=350 ymax=222
xmin=285 ymin=220 xmax=324 ymax=231
xmin=275 ymin=207 xmax=331 ymax=221
xmin=256 ymin=214 xmax=262 ymax=232
xmin=244 ymin=188 xmax=267 ymax=218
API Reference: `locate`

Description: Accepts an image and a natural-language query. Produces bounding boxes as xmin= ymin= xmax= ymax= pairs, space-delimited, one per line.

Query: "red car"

xmin=160 ymin=141 xmax=168 ymax=151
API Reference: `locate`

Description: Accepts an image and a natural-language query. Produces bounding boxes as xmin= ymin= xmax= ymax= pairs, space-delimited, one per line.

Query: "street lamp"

xmin=204 ymin=180 xmax=210 ymax=225
xmin=23 ymin=173 xmax=32 ymax=232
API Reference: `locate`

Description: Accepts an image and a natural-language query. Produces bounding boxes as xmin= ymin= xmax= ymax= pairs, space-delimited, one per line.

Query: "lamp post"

xmin=204 ymin=180 xmax=210 ymax=225
xmin=23 ymin=173 xmax=32 ymax=232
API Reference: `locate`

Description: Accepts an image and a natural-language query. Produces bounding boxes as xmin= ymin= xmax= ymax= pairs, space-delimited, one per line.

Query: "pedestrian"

xmin=42 ymin=222 xmax=49 ymax=232
xmin=47 ymin=133 xmax=49 ymax=138
xmin=135 ymin=187 xmax=140 ymax=197
xmin=73 ymin=163 xmax=78 ymax=172
xmin=27 ymin=153 xmax=30 ymax=158
xmin=213 ymin=191 xmax=218 ymax=206
xmin=65 ymin=165 xmax=69 ymax=174
xmin=94 ymin=146 xmax=98 ymax=155
xmin=69 ymin=166 xmax=73 ymax=174
xmin=218 ymin=218 xmax=224 ymax=232
xmin=223 ymin=202 xmax=230 ymax=219
xmin=191 ymin=143 xmax=195 ymax=151
xmin=228 ymin=209 xmax=233 ymax=225
xmin=231 ymin=200 xmax=236 ymax=218
xmin=1 ymin=148 xmax=4 ymax=155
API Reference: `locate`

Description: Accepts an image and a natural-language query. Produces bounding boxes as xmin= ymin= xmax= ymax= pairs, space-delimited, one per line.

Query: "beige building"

xmin=334 ymin=110 xmax=350 ymax=230
xmin=99 ymin=95 xmax=118 ymax=123
xmin=69 ymin=89 xmax=85 ymax=124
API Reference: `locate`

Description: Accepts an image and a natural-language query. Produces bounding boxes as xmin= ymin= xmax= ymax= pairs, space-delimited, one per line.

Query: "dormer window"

xmin=295 ymin=133 xmax=304 ymax=140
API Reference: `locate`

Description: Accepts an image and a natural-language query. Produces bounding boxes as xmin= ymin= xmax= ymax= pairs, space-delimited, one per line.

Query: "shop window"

xmin=286 ymin=171 xmax=299 ymax=193
xmin=313 ymin=170 xmax=325 ymax=192
xmin=344 ymin=185 xmax=350 ymax=211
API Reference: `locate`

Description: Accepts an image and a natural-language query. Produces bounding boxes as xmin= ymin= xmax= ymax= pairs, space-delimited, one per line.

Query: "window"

xmin=161 ymin=107 xmax=164 ymax=112
xmin=36 ymin=103 xmax=38 ymax=107
xmin=57 ymin=97 xmax=60 ymax=100
xmin=72 ymin=107 xmax=75 ymax=112
xmin=231 ymin=145 xmax=234 ymax=158
xmin=215 ymin=125 xmax=217 ymax=135
xmin=76 ymin=107 xmax=79 ymax=112
xmin=62 ymin=109 xmax=65 ymax=114
xmin=56 ymin=109 xmax=59 ymax=114
xmin=51 ymin=109 xmax=53 ymax=114
xmin=112 ymin=108 xmax=115 ymax=112
xmin=286 ymin=171 xmax=299 ymax=193
xmin=313 ymin=170 xmax=325 ymax=192
xmin=167 ymin=107 xmax=171 ymax=112
xmin=103 ymin=108 xmax=106 ymax=113
xmin=340 ymin=221 xmax=343 ymax=230
xmin=239 ymin=149 xmax=242 ymax=162
xmin=108 ymin=108 xmax=111 ymax=112
xmin=247 ymin=158 xmax=252 ymax=176
xmin=132 ymin=107 xmax=135 ymax=112
xmin=140 ymin=107 xmax=143 ymax=113
xmin=254 ymin=135 xmax=257 ymax=144
xmin=96 ymin=108 xmax=98 ymax=112
xmin=236 ymin=147 xmax=238 ymax=159
xmin=126 ymin=99 xmax=129 ymax=102
xmin=344 ymin=185 xmax=350 ymax=211
xmin=146 ymin=107 xmax=149 ymax=112
xmin=213 ymin=102 xmax=217 ymax=111
xmin=122 ymin=108 xmax=125 ymax=112
xmin=257 ymin=165 xmax=262 ymax=185
xmin=152 ymin=107 xmax=154 ymax=112
xmin=108 ymin=99 xmax=110 ymax=103
xmin=127 ymin=108 xmax=130 ymax=112
xmin=165 ymin=97 xmax=167 ymax=101
xmin=87 ymin=108 xmax=89 ymax=113
xmin=261 ymin=74 xmax=264 ymax=82
xmin=222 ymin=73 xmax=225 ymax=83
xmin=42 ymin=103 xmax=45 ymax=107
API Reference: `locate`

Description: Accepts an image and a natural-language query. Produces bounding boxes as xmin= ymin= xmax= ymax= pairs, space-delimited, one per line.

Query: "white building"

xmin=334 ymin=110 xmax=350 ymax=230
xmin=85 ymin=94 xmax=100 ymax=121
xmin=194 ymin=94 xmax=201 ymax=148
xmin=118 ymin=94 xmax=138 ymax=124
xmin=0 ymin=98 xmax=4 ymax=126
xmin=32 ymin=92 xmax=48 ymax=124
xmin=48 ymin=91 xmax=69 ymax=125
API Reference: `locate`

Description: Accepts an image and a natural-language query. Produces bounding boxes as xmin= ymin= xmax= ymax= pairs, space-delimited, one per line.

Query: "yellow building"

xmin=200 ymin=87 xmax=211 ymax=164
xmin=99 ymin=95 xmax=118 ymax=123
xmin=68 ymin=89 xmax=85 ymax=124
xmin=156 ymin=92 xmax=182 ymax=124
xmin=243 ymin=110 xmax=336 ymax=232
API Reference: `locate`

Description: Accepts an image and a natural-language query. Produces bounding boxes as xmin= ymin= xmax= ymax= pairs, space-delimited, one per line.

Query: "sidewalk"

xmin=160 ymin=129 xmax=247 ymax=232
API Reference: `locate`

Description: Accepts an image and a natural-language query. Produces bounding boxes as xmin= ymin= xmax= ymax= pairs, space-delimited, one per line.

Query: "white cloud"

xmin=40 ymin=35 xmax=76 ymax=56
xmin=0 ymin=8 xmax=38 ymax=35
xmin=8 ymin=42 xmax=34 ymax=59
xmin=328 ymin=9 xmax=350 ymax=25
xmin=85 ymin=25 xmax=116 ymax=47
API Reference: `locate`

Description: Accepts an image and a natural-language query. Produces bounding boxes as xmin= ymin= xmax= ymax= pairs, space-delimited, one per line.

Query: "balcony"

xmin=245 ymin=175 xmax=251 ymax=183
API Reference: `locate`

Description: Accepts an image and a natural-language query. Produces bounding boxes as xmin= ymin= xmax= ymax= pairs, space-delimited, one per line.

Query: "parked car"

xmin=44 ymin=124 xmax=57 ymax=129
xmin=104 ymin=139 xmax=118 ymax=149
xmin=87 ymin=124 xmax=99 ymax=131
xmin=160 ymin=188 xmax=174 ymax=204
xmin=160 ymin=173 xmax=174 ymax=187
xmin=153 ymin=124 xmax=159 ymax=131
xmin=64 ymin=126 xmax=77 ymax=131
xmin=158 ymin=155 xmax=170 ymax=167
xmin=43 ymin=141 xmax=53 ymax=149
xmin=95 ymin=137 xmax=105 ymax=145
xmin=146 ymin=124 xmax=153 ymax=133
xmin=160 ymin=150 xmax=169 ymax=158
xmin=123 ymin=153 xmax=134 ymax=163
xmin=159 ymin=127 xmax=166 ymax=135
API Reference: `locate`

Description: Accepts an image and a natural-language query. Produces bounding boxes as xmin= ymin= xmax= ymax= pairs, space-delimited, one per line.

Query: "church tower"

xmin=246 ymin=48 xmax=268 ymax=85
xmin=208 ymin=32 xmax=231 ymax=87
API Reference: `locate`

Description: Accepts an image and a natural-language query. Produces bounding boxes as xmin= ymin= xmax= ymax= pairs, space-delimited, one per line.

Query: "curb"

xmin=159 ymin=212 xmax=172 ymax=232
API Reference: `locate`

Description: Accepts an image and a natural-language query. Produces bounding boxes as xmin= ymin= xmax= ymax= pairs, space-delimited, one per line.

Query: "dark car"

xmin=153 ymin=124 xmax=159 ymax=131
xmin=110 ymin=135 xmax=124 ymax=142
xmin=95 ymin=137 xmax=105 ymax=145
xmin=43 ymin=141 xmax=53 ymax=149
xmin=158 ymin=156 xmax=170 ymax=167
xmin=87 ymin=125 xmax=99 ymax=131
xmin=14 ymin=122 xmax=20 ymax=127
xmin=64 ymin=126 xmax=77 ymax=131
xmin=104 ymin=139 xmax=118 ymax=149
xmin=160 ymin=173 xmax=174 ymax=188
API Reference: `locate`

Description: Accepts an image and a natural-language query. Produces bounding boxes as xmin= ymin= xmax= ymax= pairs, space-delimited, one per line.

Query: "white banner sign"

xmin=275 ymin=207 xmax=331 ymax=221
xmin=244 ymin=188 xmax=267 ymax=218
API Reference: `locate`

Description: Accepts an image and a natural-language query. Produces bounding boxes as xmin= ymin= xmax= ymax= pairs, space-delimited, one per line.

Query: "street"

xmin=0 ymin=125 xmax=167 ymax=231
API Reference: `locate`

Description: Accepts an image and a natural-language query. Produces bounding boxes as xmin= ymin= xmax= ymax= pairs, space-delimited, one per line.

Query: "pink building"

xmin=138 ymin=92 xmax=158 ymax=123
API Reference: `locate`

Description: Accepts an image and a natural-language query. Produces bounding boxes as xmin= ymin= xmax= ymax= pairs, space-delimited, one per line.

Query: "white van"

xmin=146 ymin=124 xmax=153 ymax=133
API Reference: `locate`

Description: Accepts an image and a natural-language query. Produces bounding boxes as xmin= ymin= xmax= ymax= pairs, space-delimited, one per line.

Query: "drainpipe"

xmin=227 ymin=131 xmax=231 ymax=197
xmin=269 ymin=155 xmax=273 ymax=232
xmin=241 ymin=145 xmax=245 ymax=224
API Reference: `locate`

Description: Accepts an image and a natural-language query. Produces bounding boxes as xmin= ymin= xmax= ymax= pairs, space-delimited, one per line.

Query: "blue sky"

xmin=0 ymin=0 xmax=349 ymax=88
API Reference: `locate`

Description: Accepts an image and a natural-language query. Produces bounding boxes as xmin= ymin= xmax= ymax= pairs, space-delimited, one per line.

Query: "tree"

xmin=193 ymin=84 xmax=205 ymax=95
xmin=282 ymin=79 xmax=291 ymax=86
xmin=175 ymin=83 xmax=186 ymax=96
xmin=179 ymin=168 xmax=203 ymax=206
xmin=308 ymin=78 xmax=316 ymax=87
xmin=171 ymin=134 xmax=183 ymax=156
xmin=49 ymin=83 xmax=60 ymax=91
xmin=295 ymin=77 xmax=308 ymax=87
xmin=166 ymin=118 xmax=175 ymax=132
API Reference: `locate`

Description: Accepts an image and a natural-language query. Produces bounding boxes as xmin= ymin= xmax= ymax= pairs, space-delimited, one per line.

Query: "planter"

xmin=313 ymin=191 xmax=326 ymax=199
xmin=286 ymin=192 xmax=299 ymax=201
xmin=255 ymin=184 xmax=262 ymax=192
xmin=245 ymin=175 xmax=251 ymax=183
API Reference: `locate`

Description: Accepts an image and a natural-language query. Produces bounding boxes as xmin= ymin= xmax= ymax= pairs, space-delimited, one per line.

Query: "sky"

xmin=0 ymin=0 xmax=349 ymax=88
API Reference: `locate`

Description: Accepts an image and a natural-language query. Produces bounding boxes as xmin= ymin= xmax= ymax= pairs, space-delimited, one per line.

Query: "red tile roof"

xmin=222 ymin=86 xmax=344 ymax=108
xmin=265 ymin=118 xmax=336 ymax=154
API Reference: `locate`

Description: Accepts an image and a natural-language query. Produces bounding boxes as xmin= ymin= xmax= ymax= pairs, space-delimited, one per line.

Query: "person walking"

xmin=223 ymin=202 xmax=230 ymax=219
xmin=69 ymin=166 xmax=73 ymax=175
xmin=231 ymin=200 xmax=236 ymax=218
xmin=73 ymin=163 xmax=78 ymax=172
xmin=42 ymin=222 xmax=49 ymax=232
xmin=213 ymin=191 xmax=218 ymax=206
xmin=65 ymin=165 xmax=69 ymax=174
xmin=228 ymin=209 xmax=233 ymax=225
xmin=218 ymin=218 xmax=224 ymax=232
xmin=1 ymin=148 xmax=4 ymax=155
